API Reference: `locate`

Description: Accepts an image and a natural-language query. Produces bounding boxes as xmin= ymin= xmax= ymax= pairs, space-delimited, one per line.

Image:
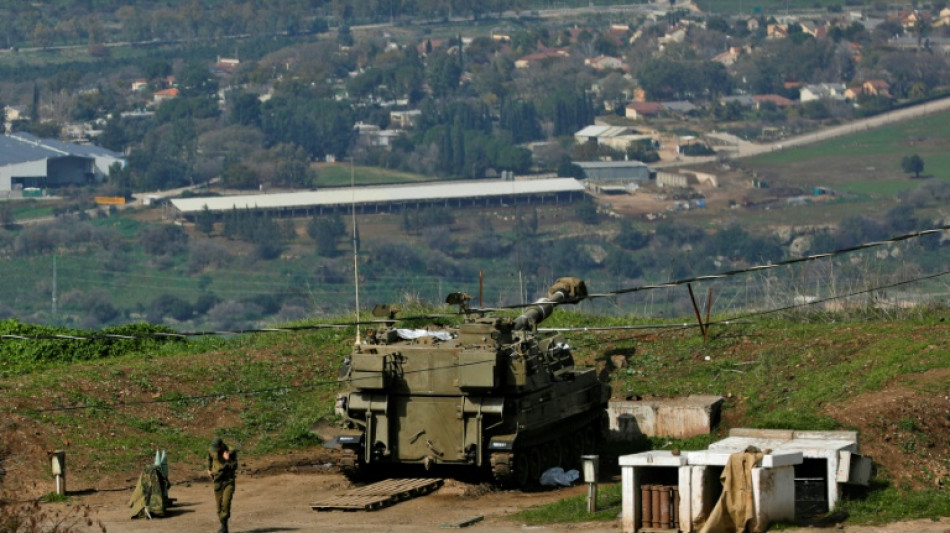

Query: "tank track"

xmin=489 ymin=419 xmax=602 ymax=487
xmin=339 ymin=448 xmax=364 ymax=480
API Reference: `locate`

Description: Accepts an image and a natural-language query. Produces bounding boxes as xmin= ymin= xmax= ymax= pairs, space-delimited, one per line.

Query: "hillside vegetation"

xmin=0 ymin=308 xmax=947 ymax=525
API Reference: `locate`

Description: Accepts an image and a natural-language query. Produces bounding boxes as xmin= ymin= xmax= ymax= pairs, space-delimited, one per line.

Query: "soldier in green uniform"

xmin=207 ymin=437 xmax=237 ymax=533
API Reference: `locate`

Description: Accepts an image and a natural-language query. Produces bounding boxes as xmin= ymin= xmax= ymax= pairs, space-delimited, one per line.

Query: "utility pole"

xmin=350 ymin=159 xmax=361 ymax=345
xmin=51 ymin=255 xmax=57 ymax=315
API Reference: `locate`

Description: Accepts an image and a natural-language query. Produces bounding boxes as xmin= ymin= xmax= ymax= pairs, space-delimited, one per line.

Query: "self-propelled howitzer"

xmin=329 ymin=277 xmax=611 ymax=486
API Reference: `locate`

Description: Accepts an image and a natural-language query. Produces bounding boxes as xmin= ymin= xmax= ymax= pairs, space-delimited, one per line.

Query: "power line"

xmin=11 ymin=265 xmax=950 ymax=416
xmin=471 ymin=224 xmax=950 ymax=311
xmin=3 ymin=226 xmax=948 ymax=340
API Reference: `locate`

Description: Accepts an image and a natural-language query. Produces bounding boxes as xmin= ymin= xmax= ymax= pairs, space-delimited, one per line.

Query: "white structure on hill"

xmin=170 ymin=178 xmax=587 ymax=219
xmin=0 ymin=133 xmax=125 ymax=196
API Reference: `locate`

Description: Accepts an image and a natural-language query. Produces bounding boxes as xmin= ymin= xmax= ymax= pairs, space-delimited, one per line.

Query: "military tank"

xmin=327 ymin=277 xmax=611 ymax=487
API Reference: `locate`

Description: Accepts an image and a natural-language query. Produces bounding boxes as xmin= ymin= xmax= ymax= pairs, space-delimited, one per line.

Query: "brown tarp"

xmin=697 ymin=447 xmax=765 ymax=533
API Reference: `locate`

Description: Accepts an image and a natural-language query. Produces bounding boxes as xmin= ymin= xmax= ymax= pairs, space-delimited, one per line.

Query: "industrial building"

xmin=575 ymin=161 xmax=652 ymax=185
xmin=169 ymin=178 xmax=587 ymax=219
xmin=0 ymin=133 xmax=126 ymax=197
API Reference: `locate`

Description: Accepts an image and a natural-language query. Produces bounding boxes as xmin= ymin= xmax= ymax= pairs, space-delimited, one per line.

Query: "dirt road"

xmin=60 ymin=466 xmax=605 ymax=533
xmin=50 ymin=465 xmax=950 ymax=533
xmin=660 ymin=95 xmax=950 ymax=169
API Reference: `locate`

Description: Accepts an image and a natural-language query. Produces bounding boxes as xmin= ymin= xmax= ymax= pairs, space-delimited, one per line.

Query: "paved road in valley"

xmin=664 ymin=96 xmax=950 ymax=169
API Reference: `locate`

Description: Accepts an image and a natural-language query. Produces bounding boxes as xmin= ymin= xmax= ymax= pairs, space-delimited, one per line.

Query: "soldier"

xmin=207 ymin=437 xmax=237 ymax=533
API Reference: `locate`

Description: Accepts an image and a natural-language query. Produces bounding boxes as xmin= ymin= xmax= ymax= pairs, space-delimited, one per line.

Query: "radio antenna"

xmin=351 ymin=159 xmax=361 ymax=345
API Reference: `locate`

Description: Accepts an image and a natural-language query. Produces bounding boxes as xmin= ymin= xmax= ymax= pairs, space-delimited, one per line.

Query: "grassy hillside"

xmin=0 ymin=308 xmax=947 ymax=526
xmin=746 ymin=109 xmax=950 ymax=188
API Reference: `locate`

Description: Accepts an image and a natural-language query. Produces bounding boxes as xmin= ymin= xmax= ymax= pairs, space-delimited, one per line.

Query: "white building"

xmin=0 ymin=133 xmax=125 ymax=196
xmin=800 ymin=83 xmax=847 ymax=102
xmin=619 ymin=428 xmax=872 ymax=533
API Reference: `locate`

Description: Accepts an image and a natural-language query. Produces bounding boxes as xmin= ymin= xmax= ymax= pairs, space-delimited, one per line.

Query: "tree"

xmin=231 ymin=92 xmax=261 ymax=127
xmin=221 ymin=162 xmax=259 ymax=190
xmin=0 ymin=202 xmax=13 ymax=228
xmin=196 ymin=205 xmax=215 ymax=235
xmin=574 ymin=201 xmax=599 ymax=224
xmin=901 ymin=154 xmax=924 ymax=178
xmin=614 ymin=220 xmax=650 ymax=251
xmin=140 ymin=225 xmax=188 ymax=256
xmin=178 ymin=61 xmax=218 ymax=98
xmin=307 ymin=214 xmax=345 ymax=257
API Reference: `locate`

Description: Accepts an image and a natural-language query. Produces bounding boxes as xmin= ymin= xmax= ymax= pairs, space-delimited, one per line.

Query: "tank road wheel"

xmin=527 ymin=447 xmax=543 ymax=485
xmin=582 ymin=428 xmax=596 ymax=455
xmin=513 ymin=452 xmax=530 ymax=488
xmin=490 ymin=452 xmax=510 ymax=482
xmin=570 ymin=433 xmax=585 ymax=465
xmin=340 ymin=447 xmax=366 ymax=482
xmin=545 ymin=440 xmax=563 ymax=471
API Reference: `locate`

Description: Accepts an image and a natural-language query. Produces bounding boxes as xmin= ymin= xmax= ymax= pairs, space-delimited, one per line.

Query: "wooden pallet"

xmin=311 ymin=478 xmax=444 ymax=512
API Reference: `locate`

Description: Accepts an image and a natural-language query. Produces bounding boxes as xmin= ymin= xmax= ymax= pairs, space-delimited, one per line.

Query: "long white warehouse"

xmin=169 ymin=178 xmax=587 ymax=218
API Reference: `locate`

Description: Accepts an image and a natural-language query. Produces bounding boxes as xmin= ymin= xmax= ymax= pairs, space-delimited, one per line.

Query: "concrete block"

xmin=836 ymin=451 xmax=872 ymax=485
xmin=608 ymin=395 xmax=723 ymax=440
xmin=685 ymin=450 xmax=735 ymax=466
xmin=729 ymin=428 xmax=794 ymax=439
xmin=619 ymin=450 xmax=689 ymax=467
xmin=752 ymin=465 xmax=796 ymax=532
xmin=761 ymin=451 xmax=803 ymax=468
xmin=793 ymin=430 xmax=858 ymax=444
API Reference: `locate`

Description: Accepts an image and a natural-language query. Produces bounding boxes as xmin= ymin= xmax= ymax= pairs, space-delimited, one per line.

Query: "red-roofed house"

xmin=214 ymin=56 xmax=240 ymax=73
xmin=153 ymin=88 xmax=180 ymax=104
xmin=606 ymin=24 xmax=630 ymax=46
xmin=799 ymin=22 xmax=828 ymax=39
xmin=845 ymin=79 xmax=892 ymax=99
xmin=713 ymin=46 xmax=748 ymax=66
xmin=416 ymin=39 xmax=445 ymax=55
xmin=899 ymin=10 xmax=931 ymax=30
xmin=515 ymin=48 xmax=569 ymax=68
xmin=863 ymin=79 xmax=891 ymax=97
xmin=752 ymin=94 xmax=795 ymax=109
xmin=625 ymin=101 xmax=663 ymax=120
xmin=767 ymin=24 xmax=788 ymax=39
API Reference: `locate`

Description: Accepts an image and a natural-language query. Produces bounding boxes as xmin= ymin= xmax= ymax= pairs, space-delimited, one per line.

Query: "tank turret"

xmin=326 ymin=277 xmax=611 ymax=487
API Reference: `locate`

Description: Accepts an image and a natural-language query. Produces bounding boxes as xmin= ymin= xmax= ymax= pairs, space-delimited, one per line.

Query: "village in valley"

xmin=0 ymin=2 xmax=949 ymax=533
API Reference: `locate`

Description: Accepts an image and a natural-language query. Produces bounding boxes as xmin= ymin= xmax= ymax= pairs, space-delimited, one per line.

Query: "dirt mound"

xmin=823 ymin=368 xmax=950 ymax=490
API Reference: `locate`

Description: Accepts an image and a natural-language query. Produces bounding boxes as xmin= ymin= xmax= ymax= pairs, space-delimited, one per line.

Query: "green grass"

xmin=838 ymin=481 xmax=950 ymax=524
xmin=835 ymin=180 xmax=918 ymax=197
xmin=513 ymin=483 xmax=622 ymax=524
xmin=746 ymin=110 xmax=950 ymax=179
xmin=4 ymin=199 xmax=60 ymax=221
xmin=314 ymin=164 xmax=438 ymax=188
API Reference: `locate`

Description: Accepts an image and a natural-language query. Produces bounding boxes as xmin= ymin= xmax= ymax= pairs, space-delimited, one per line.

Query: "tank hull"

xmin=329 ymin=278 xmax=611 ymax=486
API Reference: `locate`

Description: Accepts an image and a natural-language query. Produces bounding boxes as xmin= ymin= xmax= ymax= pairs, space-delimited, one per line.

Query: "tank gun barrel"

xmin=513 ymin=277 xmax=587 ymax=330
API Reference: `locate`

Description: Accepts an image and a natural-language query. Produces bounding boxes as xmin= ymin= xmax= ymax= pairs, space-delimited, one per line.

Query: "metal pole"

xmin=351 ymin=160 xmax=360 ymax=345
xmin=687 ymin=283 xmax=707 ymax=342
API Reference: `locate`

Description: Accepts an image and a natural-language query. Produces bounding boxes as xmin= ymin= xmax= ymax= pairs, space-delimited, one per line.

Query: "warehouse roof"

xmin=575 ymin=160 xmax=650 ymax=169
xmin=0 ymin=133 xmax=124 ymax=166
xmin=170 ymin=178 xmax=586 ymax=214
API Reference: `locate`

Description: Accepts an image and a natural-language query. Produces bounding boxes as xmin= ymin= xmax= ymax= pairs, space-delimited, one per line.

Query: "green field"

xmin=737 ymin=109 xmax=950 ymax=208
xmin=314 ymin=163 xmax=439 ymax=188
xmin=694 ymin=0 xmax=905 ymax=15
